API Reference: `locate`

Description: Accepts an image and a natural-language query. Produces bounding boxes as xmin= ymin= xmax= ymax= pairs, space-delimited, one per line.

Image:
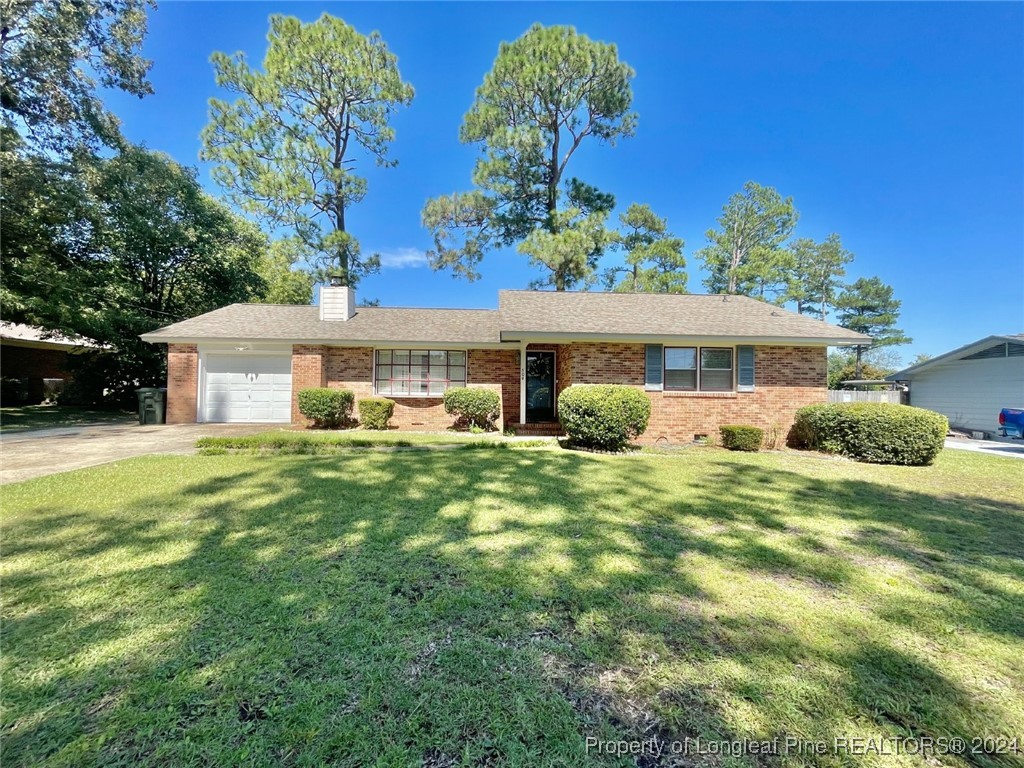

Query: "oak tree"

xmin=0 ymin=0 xmax=154 ymax=151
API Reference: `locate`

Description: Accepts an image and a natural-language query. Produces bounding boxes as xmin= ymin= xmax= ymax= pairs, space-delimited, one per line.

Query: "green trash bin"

xmin=136 ymin=387 xmax=167 ymax=424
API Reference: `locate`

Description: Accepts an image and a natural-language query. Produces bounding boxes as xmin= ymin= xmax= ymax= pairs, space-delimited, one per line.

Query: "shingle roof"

xmin=498 ymin=290 xmax=869 ymax=343
xmin=140 ymin=291 xmax=871 ymax=346
xmin=140 ymin=304 xmax=503 ymax=344
xmin=1 ymin=322 xmax=102 ymax=349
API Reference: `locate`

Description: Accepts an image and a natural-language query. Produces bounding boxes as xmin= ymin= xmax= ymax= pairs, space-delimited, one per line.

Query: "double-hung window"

xmin=375 ymin=350 xmax=467 ymax=397
xmin=664 ymin=347 xmax=698 ymax=391
xmin=699 ymin=348 xmax=734 ymax=391
xmin=662 ymin=346 xmax=734 ymax=391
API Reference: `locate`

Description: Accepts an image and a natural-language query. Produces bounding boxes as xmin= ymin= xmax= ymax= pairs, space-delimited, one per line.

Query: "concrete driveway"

xmin=0 ymin=423 xmax=271 ymax=484
xmin=944 ymin=435 xmax=1024 ymax=460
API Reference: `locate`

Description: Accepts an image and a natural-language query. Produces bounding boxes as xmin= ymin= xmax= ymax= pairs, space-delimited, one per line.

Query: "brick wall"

xmin=291 ymin=345 xmax=328 ymax=424
xmin=170 ymin=340 xmax=824 ymax=438
xmin=562 ymin=342 xmax=827 ymax=444
xmin=166 ymin=343 xmax=198 ymax=423
xmin=317 ymin=346 xmax=520 ymax=431
xmin=0 ymin=344 xmax=71 ymax=403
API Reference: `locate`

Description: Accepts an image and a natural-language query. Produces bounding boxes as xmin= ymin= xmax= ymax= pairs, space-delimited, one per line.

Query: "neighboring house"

xmin=887 ymin=334 xmax=1024 ymax=435
xmin=140 ymin=286 xmax=868 ymax=442
xmin=0 ymin=322 xmax=100 ymax=404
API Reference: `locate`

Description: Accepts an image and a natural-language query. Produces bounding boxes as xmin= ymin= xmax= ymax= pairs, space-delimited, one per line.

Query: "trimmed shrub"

xmin=443 ymin=387 xmax=501 ymax=430
xmin=789 ymin=403 xmax=844 ymax=454
xmin=720 ymin=425 xmax=764 ymax=452
xmin=358 ymin=397 xmax=395 ymax=430
xmin=558 ymin=384 xmax=651 ymax=450
xmin=297 ymin=387 xmax=354 ymax=429
xmin=791 ymin=402 xmax=947 ymax=465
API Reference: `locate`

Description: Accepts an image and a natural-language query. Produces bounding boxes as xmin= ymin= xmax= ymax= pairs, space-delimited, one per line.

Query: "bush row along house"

xmin=140 ymin=286 xmax=869 ymax=442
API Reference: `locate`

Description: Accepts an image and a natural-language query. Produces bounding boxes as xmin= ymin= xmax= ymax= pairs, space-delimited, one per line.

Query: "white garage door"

xmin=203 ymin=353 xmax=292 ymax=423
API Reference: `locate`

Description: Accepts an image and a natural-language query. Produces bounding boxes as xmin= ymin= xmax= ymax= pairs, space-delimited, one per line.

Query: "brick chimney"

xmin=319 ymin=276 xmax=355 ymax=321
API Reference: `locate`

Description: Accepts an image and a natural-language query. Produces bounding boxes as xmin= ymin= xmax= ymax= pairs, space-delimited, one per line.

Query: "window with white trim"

xmin=663 ymin=347 xmax=735 ymax=391
xmin=374 ymin=350 xmax=467 ymax=397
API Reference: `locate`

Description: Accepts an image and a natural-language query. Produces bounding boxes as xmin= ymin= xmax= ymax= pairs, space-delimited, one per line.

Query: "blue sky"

xmin=104 ymin=1 xmax=1023 ymax=364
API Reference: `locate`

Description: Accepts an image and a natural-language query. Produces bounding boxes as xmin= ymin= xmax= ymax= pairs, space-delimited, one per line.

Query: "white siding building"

xmin=888 ymin=334 xmax=1024 ymax=435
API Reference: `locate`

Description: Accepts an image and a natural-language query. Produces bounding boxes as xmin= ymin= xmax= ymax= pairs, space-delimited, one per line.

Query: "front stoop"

xmin=510 ymin=422 xmax=563 ymax=437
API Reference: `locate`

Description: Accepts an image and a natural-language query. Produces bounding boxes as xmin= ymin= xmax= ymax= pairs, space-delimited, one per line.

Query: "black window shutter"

xmin=737 ymin=345 xmax=755 ymax=391
xmin=645 ymin=345 xmax=663 ymax=390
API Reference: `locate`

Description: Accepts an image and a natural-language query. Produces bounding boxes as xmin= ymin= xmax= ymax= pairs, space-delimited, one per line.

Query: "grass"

xmin=195 ymin=429 xmax=544 ymax=453
xmin=2 ymin=447 xmax=1022 ymax=767
xmin=0 ymin=404 xmax=134 ymax=433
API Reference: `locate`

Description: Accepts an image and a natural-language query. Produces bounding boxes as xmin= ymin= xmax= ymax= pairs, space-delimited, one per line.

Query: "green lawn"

xmin=0 ymin=404 xmax=134 ymax=433
xmin=195 ymin=428 xmax=526 ymax=452
xmin=2 ymin=447 xmax=1022 ymax=767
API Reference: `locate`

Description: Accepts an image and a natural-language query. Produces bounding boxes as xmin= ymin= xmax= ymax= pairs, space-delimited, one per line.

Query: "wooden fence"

xmin=827 ymin=390 xmax=904 ymax=404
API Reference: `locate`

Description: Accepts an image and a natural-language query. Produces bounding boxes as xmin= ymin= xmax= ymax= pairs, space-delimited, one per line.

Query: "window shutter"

xmin=645 ymin=345 xmax=663 ymax=390
xmin=737 ymin=346 xmax=755 ymax=392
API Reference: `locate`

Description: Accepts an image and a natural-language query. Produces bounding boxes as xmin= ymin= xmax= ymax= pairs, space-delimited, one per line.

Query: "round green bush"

xmin=791 ymin=402 xmax=947 ymax=465
xmin=443 ymin=387 xmax=501 ymax=430
xmin=358 ymin=397 xmax=395 ymax=430
xmin=720 ymin=425 xmax=764 ymax=452
xmin=297 ymin=387 xmax=354 ymax=429
xmin=558 ymin=384 xmax=651 ymax=450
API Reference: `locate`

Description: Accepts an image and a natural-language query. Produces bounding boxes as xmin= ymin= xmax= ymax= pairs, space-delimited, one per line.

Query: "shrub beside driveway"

xmin=2 ymin=447 xmax=1022 ymax=766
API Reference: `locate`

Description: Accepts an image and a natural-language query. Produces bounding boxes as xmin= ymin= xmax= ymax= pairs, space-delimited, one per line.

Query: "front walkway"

xmin=0 ymin=422 xmax=268 ymax=484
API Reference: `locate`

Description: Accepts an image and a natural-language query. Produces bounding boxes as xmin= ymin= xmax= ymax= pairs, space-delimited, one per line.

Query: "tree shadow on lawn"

xmin=2 ymin=450 xmax=1022 ymax=767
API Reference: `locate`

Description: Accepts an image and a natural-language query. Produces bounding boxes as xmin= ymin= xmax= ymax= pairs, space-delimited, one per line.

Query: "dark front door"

xmin=526 ymin=351 xmax=555 ymax=423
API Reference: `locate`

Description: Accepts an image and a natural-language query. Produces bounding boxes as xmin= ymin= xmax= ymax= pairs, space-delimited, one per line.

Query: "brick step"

xmin=510 ymin=422 xmax=563 ymax=437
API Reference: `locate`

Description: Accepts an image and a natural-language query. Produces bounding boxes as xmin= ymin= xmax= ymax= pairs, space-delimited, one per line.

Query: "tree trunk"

xmin=855 ymin=345 xmax=863 ymax=379
xmin=334 ymin=196 xmax=348 ymax=284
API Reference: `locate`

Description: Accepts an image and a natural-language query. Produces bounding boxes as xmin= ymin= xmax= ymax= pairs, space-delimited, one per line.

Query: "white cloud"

xmin=376 ymin=247 xmax=429 ymax=269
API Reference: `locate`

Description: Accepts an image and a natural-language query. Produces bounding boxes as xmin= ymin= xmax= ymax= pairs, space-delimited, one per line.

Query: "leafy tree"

xmin=0 ymin=0 xmax=154 ymax=151
xmin=603 ymin=203 xmax=686 ymax=293
xmin=201 ymin=13 xmax=414 ymax=286
xmin=697 ymin=182 xmax=798 ymax=299
xmin=257 ymin=239 xmax=315 ymax=305
xmin=423 ymin=23 xmax=636 ymax=290
xmin=835 ymin=276 xmax=912 ymax=378
xmin=827 ymin=351 xmax=893 ymax=389
xmin=910 ymin=352 xmax=932 ymax=366
xmin=2 ymin=142 xmax=268 ymax=403
xmin=0 ymin=129 xmax=93 ymax=323
xmin=784 ymin=233 xmax=853 ymax=320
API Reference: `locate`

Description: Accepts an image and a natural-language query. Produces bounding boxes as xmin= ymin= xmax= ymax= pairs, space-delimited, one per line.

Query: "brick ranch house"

xmin=140 ymin=286 xmax=869 ymax=442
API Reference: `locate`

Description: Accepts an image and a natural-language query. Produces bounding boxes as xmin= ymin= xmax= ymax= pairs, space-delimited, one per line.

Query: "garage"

xmin=202 ymin=352 xmax=292 ymax=423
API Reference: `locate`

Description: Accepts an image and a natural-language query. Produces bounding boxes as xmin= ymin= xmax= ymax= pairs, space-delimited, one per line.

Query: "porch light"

xmin=328 ymin=274 xmax=344 ymax=287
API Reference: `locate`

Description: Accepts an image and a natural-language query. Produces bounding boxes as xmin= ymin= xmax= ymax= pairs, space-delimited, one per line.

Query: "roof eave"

xmin=886 ymin=334 xmax=1017 ymax=380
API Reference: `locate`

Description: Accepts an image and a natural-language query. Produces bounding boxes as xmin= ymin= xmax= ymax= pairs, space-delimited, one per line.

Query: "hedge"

xmin=443 ymin=387 xmax=501 ymax=430
xmin=358 ymin=397 xmax=395 ymax=430
xmin=558 ymin=384 xmax=651 ymax=450
xmin=296 ymin=387 xmax=354 ymax=429
xmin=720 ymin=425 xmax=763 ymax=452
xmin=791 ymin=402 xmax=947 ymax=465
